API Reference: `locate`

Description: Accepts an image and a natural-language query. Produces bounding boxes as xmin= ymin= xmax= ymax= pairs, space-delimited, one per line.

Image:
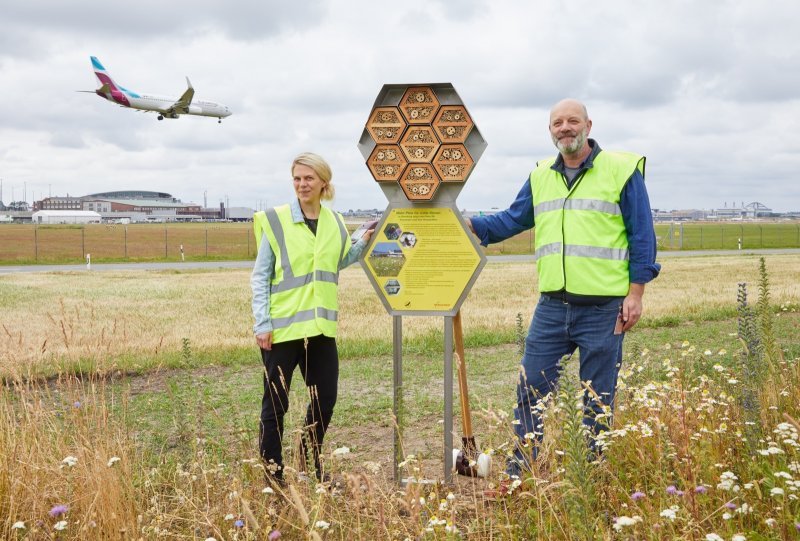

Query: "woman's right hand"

xmin=256 ymin=332 xmax=273 ymax=351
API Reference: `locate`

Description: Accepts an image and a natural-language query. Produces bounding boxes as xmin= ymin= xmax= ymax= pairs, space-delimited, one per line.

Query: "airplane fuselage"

xmin=95 ymin=88 xmax=231 ymax=119
xmin=89 ymin=56 xmax=232 ymax=121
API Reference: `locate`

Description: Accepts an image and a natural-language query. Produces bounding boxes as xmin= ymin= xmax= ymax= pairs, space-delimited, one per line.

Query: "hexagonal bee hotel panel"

xmin=368 ymin=145 xmax=407 ymax=182
xmin=400 ymin=126 xmax=440 ymax=163
xmin=400 ymin=164 xmax=441 ymax=201
xmin=399 ymin=86 xmax=440 ymax=125
xmin=360 ymin=83 xmax=486 ymax=203
xmin=433 ymin=106 xmax=473 ymax=144
xmin=366 ymin=107 xmax=407 ymax=144
xmin=433 ymin=144 xmax=474 ymax=182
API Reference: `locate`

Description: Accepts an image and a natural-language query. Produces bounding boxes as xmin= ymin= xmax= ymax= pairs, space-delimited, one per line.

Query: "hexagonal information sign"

xmin=364 ymin=204 xmax=484 ymax=315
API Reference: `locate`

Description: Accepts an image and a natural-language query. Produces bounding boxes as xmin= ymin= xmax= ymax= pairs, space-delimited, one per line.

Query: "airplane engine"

xmin=188 ymin=105 xmax=203 ymax=115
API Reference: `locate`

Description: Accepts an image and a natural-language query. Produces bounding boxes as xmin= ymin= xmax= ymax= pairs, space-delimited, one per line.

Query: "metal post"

xmin=392 ymin=316 xmax=403 ymax=484
xmin=443 ymin=316 xmax=454 ymax=484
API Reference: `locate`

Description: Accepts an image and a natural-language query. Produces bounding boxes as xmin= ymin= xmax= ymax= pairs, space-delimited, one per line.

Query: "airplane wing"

xmin=164 ymin=77 xmax=195 ymax=115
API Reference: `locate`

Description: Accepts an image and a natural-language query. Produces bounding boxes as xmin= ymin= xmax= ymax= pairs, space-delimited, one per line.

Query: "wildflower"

xmin=262 ymin=486 xmax=274 ymax=494
xmin=205 ymin=538 xmax=218 ymax=541
xmin=61 ymin=456 xmax=78 ymax=468
xmin=446 ymin=492 xmax=455 ymax=501
xmin=694 ymin=485 xmax=708 ymax=494
xmin=54 ymin=521 xmax=68 ymax=531
xmin=795 ymin=522 xmax=800 ymax=532
xmin=732 ymin=535 xmax=746 ymax=541
xmin=234 ymin=519 xmax=244 ymax=528
xmin=268 ymin=531 xmax=282 ymax=540
xmin=765 ymin=518 xmax=777 ymax=527
xmin=631 ymin=491 xmax=646 ymax=501
xmin=224 ymin=513 xmax=235 ymax=521
xmin=107 ymin=456 xmax=121 ymax=467
xmin=770 ymin=487 xmax=784 ymax=497
xmin=666 ymin=485 xmax=679 ymax=495
xmin=314 ymin=520 xmax=330 ymax=530
xmin=315 ymin=486 xmax=326 ymax=494
xmin=660 ymin=508 xmax=677 ymax=521
xmin=332 ymin=446 xmax=350 ymax=457
xmin=11 ymin=521 xmax=25 ymax=530
xmin=722 ymin=512 xmax=732 ymax=520
xmin=73 ymin=401 xmax=81 ymax=408
xmin=49 ymin=504 xmax=69 ymax=517
xmin=705 ymin=534 xmax=723 ymax=541
xmin=612 ymin=515 xmax=642 ymax=531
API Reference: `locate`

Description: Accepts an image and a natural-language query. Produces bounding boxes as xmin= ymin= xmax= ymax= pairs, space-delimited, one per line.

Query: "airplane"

xmin=83 ymin=56 xmax=232 ymax=123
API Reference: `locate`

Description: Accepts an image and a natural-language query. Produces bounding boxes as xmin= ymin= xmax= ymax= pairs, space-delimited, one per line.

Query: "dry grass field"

xmin=2 ymin=254 xmax=800 ymax=539
xmin=1 ymin=254 xmax=798 ymax=380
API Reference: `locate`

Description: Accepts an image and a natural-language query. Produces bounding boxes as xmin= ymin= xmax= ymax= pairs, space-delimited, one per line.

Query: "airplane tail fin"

xmin=90 ymin=56 xmax=121 ymax=91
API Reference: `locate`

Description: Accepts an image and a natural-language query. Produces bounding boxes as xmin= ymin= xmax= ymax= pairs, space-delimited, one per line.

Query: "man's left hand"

xmin=621 ymin=283 xmax=645 ymax=332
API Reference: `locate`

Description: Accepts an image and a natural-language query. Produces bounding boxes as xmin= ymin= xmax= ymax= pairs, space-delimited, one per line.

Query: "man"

xmin=468 ymin=98 xmax=660 ymax=477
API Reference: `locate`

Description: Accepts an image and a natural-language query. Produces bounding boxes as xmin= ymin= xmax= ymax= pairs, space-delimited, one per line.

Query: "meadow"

xmin=1 ymin=254 xmax=799 ymax=539
xmin=2 ymin=221 xmax=800 ymax=264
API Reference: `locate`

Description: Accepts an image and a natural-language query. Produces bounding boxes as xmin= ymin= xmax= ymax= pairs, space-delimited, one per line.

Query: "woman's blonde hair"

xmin=291 ymin=152 xmax=335 ymax=201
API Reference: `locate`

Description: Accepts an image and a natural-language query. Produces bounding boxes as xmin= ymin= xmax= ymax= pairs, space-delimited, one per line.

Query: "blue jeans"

xmin=509 ymin=295 xmax=624 ymax=475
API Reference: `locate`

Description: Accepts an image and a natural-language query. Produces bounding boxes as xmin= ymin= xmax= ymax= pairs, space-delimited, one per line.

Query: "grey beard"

xmin=554 ymin=129 xmax=587 ymax=154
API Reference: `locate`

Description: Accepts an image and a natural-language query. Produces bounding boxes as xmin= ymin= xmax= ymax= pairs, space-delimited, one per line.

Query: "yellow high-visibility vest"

xmin=253 ymin=204 xmax=350 ymax=343
xmin=531 ymin=151 xmax=645 ymax=296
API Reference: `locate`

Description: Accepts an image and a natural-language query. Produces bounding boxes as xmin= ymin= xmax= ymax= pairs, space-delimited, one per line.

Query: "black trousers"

xmin=259 ymin=334 xmax=339 ymax=480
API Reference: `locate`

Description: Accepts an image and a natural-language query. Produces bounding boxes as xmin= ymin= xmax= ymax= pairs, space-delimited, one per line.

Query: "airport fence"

xmin=0 ymin=223 xmax=256 ymax=264
xmin=482 ymin=222 xmax=800 ymax=255
xmin=1 ymin=221 xmax=799 ymax=264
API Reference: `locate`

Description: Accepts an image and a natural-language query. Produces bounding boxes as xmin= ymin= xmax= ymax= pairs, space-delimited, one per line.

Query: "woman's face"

xmin=292 ymin=164 xmax=325 ymax=206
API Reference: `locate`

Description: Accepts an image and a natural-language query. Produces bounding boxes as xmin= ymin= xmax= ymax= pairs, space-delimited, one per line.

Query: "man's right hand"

xmin=465 ymin=218 xmax=475 ymax=234
xmin=256 ymin=331 xmax=273 ymax=351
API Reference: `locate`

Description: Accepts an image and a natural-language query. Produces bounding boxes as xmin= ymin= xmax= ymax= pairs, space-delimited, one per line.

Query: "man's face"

xmin=549 ymin=103 xmax=591 ymax=155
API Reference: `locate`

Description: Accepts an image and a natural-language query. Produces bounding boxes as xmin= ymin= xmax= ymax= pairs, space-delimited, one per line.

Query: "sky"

xmin=1 ymin=0 xmax=799 ymax=213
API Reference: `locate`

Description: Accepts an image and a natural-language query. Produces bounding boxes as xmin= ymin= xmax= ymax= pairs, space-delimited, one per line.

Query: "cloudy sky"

xmin=1 ymin=0 xmax=799 ymax=213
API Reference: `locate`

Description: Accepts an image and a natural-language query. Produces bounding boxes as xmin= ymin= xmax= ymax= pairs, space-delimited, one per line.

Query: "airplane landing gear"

xmin=157 ymin=114 xmax=164 ymax=120
xmin=218 ymin=118 xmax=222 ymax=124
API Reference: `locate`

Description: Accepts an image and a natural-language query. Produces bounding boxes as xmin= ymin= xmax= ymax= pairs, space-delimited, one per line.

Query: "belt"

xmin=541 ymin=291 xmax=620 ymax=306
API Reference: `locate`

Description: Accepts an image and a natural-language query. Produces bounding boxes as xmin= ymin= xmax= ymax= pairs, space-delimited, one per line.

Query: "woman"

xmin=251 ymin=152 xmax=373 ymax=484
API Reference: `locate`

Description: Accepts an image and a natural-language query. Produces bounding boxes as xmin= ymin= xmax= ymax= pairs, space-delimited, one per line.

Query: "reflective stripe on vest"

xmin=531 ymin=151 xmax=644 ymax=296
xmin=253 ymin=204 xmax=349 ymax=342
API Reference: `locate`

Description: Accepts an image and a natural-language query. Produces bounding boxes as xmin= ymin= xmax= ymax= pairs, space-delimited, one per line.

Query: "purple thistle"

xmin=694 ymin=485 xmax=708 ymax=494
xmin=795 ymin=522 xmax=800 ymax=532
xmin=676 ymin=490 xmax=685 ymax=496
xmin=725 ymin=502 xmax=737 ymax=510
xmin=234 ymin=519 xmax=244 ymax=528
xmin=631 ymin=491 xmax=646 ymax=501
xmin=49 ymin=505 xmax=69 ymax=518
xmin=73 ymin=401 xmax=81 ymax=408
xmin=666 ymin=485 xmax=679 ymax=495
xmin=269 ymin=530 xmax=282 ymax=540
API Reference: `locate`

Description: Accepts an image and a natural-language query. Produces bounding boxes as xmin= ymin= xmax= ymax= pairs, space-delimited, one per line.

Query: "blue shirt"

xmin=471 ymin=140 xmax=660 ymax=285
xmin=250 ymin=199 xmax=368 ymax=335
